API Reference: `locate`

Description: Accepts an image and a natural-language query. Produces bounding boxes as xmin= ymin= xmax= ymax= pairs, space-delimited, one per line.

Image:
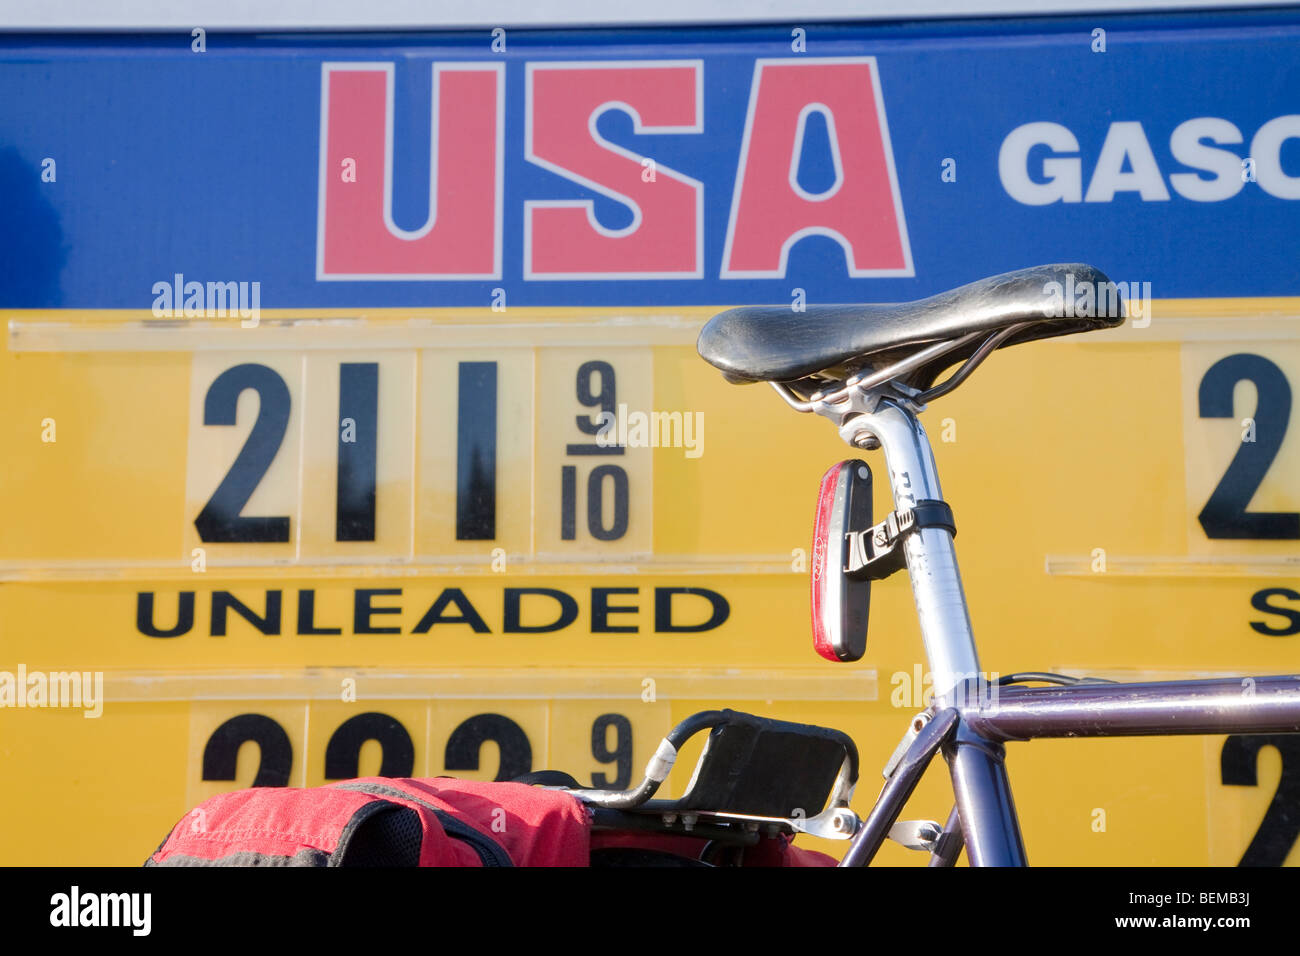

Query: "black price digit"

xmin=567 ymin=359 xmax=623 ymax=456
xmin=560 ymin=463 xmax=629 ymax=541
xmin=1198 ymin=354 xmax=1299 ymax=539
xmin=336 ymin=363 xmax=379 ymax=542
xmin=444 ymin=713 xmax=533 ymax=781
xmin=323 ymin=712 xmax=415 ymax=779
xmin=575 ymin=360 xmax=616 ymax=435
xmin=456 ymin=361 xmax=498 ymax=540
xmin=201 ymin=713 xmax=293 ymax=787
xmin=590 ymin=713 xmax=633 ymax=789
xmin=561 ymin=465 xmax=577 ymax=540
xmin=1221 ymin=734 xmax=1300 ymax=866
xmin=195 ymin=364 xmax=292 ymax=543
xmin=587 ymin=464 xmax=629 ymax=540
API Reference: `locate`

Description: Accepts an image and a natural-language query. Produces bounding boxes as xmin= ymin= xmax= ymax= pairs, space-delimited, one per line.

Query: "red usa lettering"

xmin=317 ymin=57 xmax=912 ymax=280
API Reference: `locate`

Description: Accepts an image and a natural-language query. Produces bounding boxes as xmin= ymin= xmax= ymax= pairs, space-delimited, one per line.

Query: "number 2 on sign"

xmin=1197 ymin=353 xmax=1299 ymax=540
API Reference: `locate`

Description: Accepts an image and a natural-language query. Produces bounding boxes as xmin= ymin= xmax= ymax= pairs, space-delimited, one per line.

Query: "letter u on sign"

xmin=317 ymin=62 xmax=504 ymax=280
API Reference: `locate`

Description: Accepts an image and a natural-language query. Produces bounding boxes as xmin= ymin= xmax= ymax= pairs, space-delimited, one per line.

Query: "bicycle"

xmin=537 ymin=263 xmax=1300 ymax=866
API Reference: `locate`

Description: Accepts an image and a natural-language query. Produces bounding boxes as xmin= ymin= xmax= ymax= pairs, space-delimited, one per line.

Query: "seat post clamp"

xmin=844 ymin=499 xmax=956 ymax=581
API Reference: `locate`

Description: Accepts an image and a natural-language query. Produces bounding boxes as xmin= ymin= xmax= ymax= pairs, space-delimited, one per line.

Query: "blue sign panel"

xmin=1 ymin=10 xmax=1298 ymax=309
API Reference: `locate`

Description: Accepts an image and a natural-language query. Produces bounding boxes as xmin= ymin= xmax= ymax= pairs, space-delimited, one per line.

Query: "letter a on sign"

xmin=317 ymin=62 xmax=504 ymax=279
xmin=722 ymin=58 xmax=912 ymax=278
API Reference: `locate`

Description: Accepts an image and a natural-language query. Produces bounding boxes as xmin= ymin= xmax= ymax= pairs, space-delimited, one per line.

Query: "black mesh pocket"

xmin=337 ymin=805 xmax=423 ymax=867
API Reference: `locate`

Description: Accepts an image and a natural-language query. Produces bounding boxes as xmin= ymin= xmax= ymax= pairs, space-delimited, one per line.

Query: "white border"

xmin=4 ymin=0 xmax=1285 ymax=30
xmin=316 ymin=60 xmax=505 ymax=281
xmin=720 ymin=56 xmax=914 ymax=279
xmin=523 ymin=59 xmax=705 ymax=280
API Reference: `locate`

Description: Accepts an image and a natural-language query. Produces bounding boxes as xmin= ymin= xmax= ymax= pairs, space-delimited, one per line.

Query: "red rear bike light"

xmin=811 ymin=460 xmax=873 ymax=662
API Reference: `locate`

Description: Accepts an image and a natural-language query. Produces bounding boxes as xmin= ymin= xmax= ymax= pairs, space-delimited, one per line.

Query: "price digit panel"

xmin=182 ymin=346 xmax=653 ymax=565
xmin=184 ymin=699 xmax=672 ymax=808
xmin=5 ymin=307 xmax=1300 ymax=867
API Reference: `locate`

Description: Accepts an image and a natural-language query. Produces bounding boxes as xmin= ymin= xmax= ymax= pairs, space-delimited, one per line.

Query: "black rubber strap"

xmin=911 ymin=499 xmax=956 ymax=538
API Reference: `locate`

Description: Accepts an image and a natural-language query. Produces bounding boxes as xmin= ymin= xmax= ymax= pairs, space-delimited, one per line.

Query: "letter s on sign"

xmin=1250 ymin=588 xmax=1300 ymax=636
xmin=525 ymin=61 xmax=703 ymax=279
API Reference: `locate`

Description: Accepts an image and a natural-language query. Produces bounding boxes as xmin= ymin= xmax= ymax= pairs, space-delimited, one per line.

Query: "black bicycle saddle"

xmin=697 ymin=263 xmax=1125 ymax=391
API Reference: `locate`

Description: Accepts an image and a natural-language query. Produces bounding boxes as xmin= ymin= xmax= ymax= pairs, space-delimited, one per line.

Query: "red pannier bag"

xmin=146 ymin=777 xmax=591 ymax=867
xmin=147 ymin=775 xmax=841 ymax=867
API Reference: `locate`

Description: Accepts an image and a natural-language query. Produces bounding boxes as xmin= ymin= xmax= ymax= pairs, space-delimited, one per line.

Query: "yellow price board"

xmin=2 ymin=302 xmax=1300 ymax=865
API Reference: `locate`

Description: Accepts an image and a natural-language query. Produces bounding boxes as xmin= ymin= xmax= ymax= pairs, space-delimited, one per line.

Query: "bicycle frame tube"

xmin=840 ymin=708 xmax=958 ymax=867
xmin=849 ymin=398 xmax=1027 ymax=865
xmin=943 ymin=722 xmax=1027 ymax=865
xmin=838 ymin=704 xmax=1027 ymax=866
xmin=965 ymin=675 xmax=1300 ymax=740
xmin=836 ymin=677 xmax=1300 ymax=866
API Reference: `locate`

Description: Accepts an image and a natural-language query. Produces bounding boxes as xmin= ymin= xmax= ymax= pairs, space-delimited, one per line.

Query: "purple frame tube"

xmin=966 ymin=675 xmax=1300 ymax=741
xmin=840 ymin=674 xmax=1300 ymax=867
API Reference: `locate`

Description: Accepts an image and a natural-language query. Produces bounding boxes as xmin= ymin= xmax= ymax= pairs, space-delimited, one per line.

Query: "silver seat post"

xmin=848 ymin=399 xmax=981 ymax=706
xmin=843 ymin=395 xmax=1027 ymax=866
